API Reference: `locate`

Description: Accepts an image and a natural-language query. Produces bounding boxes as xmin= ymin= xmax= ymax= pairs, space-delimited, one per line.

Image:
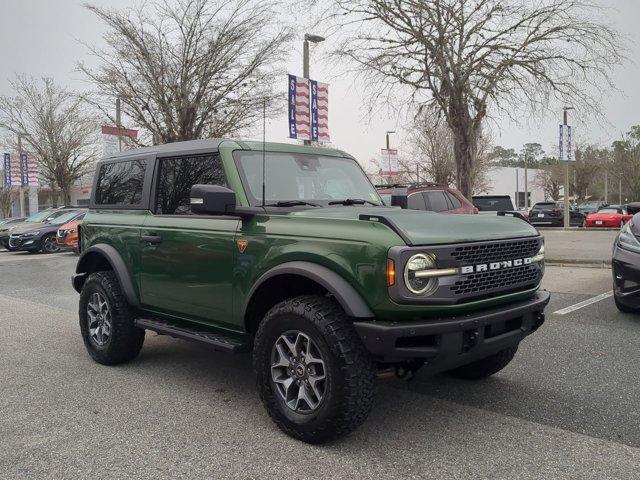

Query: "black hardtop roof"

xmin=102 ymin=139 xmax=226 ymax=160
xmin=100 ymin=138 xmax=351 ymax=162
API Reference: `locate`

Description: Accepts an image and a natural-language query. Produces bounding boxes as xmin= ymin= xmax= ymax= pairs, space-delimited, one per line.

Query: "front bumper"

xmin=8 ymin=235 xmax=41 ymax=251
xmin=354 ymin=290 xmax=550 ymax=367
xmin=612 ymin=245 xmax=640 ymax=309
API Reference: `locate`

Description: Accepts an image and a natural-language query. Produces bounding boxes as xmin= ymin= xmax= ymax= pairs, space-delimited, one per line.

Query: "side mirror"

xmin=190 ymin=185 xmax=236 ymax=215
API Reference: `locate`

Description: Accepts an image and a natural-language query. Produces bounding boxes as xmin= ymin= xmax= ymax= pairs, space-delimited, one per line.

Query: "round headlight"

xmin=404 ymin=253 xmax=438 ymax=295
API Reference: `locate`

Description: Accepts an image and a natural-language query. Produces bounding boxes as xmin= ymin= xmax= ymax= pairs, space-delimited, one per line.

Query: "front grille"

xmin=451 ymin=238 xmax=541 ymax=265
xmin=450 ymin=264 xmax=540 ymax=296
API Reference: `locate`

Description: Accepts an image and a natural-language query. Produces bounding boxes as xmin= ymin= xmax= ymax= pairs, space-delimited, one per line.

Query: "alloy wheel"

xmin=87 ymin=292 xmax=113 ymax=347
xmin=271 ymin=330 xmax=327 ymax=413
xmin=43 ymin=235 xmax=59 ymax=253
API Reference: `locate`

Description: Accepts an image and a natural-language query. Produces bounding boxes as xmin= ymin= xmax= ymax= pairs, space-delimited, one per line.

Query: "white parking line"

xmin=553 ymin=291 xmax=613 ymax=315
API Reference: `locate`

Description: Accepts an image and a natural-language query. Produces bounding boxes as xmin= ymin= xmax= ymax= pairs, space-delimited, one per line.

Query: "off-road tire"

xmin=447 ymin=345 xmax=518 ymax=380
xmin=79 ymin=271 xmax=145 ymax=365
xmin=254 ymin=295 xmax=376 ymax=444
xmin=615 ymin=294 xmax=638 ymax=314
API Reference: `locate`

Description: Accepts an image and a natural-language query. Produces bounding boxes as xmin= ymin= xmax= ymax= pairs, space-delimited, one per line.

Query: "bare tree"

xmin=533 ymin=162 xmax=564 ymax=201
xmin=407 ymin=110 xmax=456 ymax=185
xmin=612 ymin=126 xmax=640 ymax=202
xmin=0 ymin=187 xmax=15 ymax=218
xmin=405 ymin=109 xmax=493 ymax=193
xmin=0 ymin=76 xmax=99 ymax=204
xmin=572 ymin=145 xmax=603 ymax=202
xmin=330 ymin=0 xmax=623 ymax=198
xmin=80 ymin=0 xmax=292 ymax=144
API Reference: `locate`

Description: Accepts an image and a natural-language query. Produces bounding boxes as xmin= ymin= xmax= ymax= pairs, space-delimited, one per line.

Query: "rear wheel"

xmin=447 ymin=345 xmax=518 ymax=380
xmin=79 ymin=271 xmax=145 ymax=365
xmin=253 ymin=295 xmax=376 ymax=443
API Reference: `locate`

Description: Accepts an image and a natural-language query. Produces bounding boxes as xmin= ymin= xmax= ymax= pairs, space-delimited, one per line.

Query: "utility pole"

xmin=604 ymin=168 xmax=608 ymax=204
xmin=515 ymin=168 xmax=519 ymax=207
xmin=619 ymin=178 xmax=622 ymax=205
xmin=524 ymin=155 xmax=528 ymax=210
xmin=302 ymin=33 xmax=325 ymax=146
xmin=562 ymin=107 xmax=574 ymax=228
xmin=17 ymin=133 xmax=29 ymax=217
xmin=116 ymin=96 xmax=122 ymax=152
xmin=385 ymin=131 xmax=395 ymax=177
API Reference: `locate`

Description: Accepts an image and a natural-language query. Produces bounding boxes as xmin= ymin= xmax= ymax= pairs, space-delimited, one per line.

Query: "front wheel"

xmin=447 ymin=345 xmax=518 ymax=380
xmin=253 ymin=295 xmax=376 ymax=444
xmin=41 ymin=234 xmax=60 ymax=253
xmin=79 ymin=271 xmax=145 ymax=365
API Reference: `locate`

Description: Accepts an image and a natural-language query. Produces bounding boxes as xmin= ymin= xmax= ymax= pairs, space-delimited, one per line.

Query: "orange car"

xmin=56 ymin=215 xmax=85 ymax=252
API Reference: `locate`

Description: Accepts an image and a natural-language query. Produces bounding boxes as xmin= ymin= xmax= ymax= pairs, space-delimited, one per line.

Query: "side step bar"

xmin=135 ymin=318 xmax=248 ymax=353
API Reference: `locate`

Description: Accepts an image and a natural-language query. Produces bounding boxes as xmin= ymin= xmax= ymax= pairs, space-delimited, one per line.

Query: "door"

xmin=140 ymin=153 xmax=239 ymax=328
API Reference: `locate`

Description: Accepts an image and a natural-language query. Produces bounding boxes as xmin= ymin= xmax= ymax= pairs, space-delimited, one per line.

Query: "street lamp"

xmin=303 ymin=33 xmax=325 ymax=146
xmin=563 ymin=106 xmax=575 ymax=228
xmin=385 ymin=131 xmax=396 ymax=177
xmin=16 ymin=132 xmax=31 ymax=217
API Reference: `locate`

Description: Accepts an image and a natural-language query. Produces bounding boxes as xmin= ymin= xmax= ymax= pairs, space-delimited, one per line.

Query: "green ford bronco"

xmin=73 ymin=139 xmax=549 ymax=443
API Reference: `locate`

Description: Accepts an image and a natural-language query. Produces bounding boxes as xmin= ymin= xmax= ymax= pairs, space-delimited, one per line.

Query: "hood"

xmin=290 ymin=206 xmax=538 ymax=245
xmin=8 ymin=222 xmax=54 ymax=235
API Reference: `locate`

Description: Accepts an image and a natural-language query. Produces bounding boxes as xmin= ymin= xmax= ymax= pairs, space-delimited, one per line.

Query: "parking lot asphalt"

xmin=1 ymin=252 xmax=639 ymax=479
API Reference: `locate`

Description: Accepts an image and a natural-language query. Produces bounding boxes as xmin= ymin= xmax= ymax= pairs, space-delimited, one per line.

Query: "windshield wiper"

xmin=328 ymin=198 xmax=380 ymax=206
xmin=265 ymin=200 xmax=321 ymax=207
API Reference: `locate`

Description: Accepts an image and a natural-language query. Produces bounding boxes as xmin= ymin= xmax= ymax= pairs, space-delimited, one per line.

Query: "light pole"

xmin=563 ymin=106 xmax=574 ymax=228
xmin=303 ymin=33 xmax=325 ymax=146
xmin=17 ymin=132 xmax=31 ymax=217
xmin=385 ymin=130 xmax=395 ymax=177
xmin=116 ymin=96 xmax=122 ymax=152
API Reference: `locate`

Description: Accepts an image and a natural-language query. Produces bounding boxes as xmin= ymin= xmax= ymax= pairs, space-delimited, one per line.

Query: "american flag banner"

xmin=313 ymin=81 xmax=329 ymax=142
xmin=3 ymin=153 xmax=10 ymax=186
xmin=288 ymin=74 xmax=311 ymax=141
xmin=27 ymin=157 xmax=39 ymax=186
xmin=20 ymin=154 xmax=29 ymax=186
xmin=9 ymin=153 xmax=21 ymax=186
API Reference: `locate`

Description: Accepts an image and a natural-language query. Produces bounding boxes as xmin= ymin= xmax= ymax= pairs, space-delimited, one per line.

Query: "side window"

xmin=155 ymin=154 xmax=226 ymax=215
xmin=407 ymin=193 xmax=426 ymax=210
xmin=95 ymin=159 xmax=147 ymax=206
xmin=446 ymin=192 xmax=462 ymax=209
xmin=425 ymin=191 xmax=450 ymax=212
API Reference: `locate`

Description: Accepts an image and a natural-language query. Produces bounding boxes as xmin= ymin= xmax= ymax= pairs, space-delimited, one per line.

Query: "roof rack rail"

xmin=374 ymin=181 xmax=445 ymax=189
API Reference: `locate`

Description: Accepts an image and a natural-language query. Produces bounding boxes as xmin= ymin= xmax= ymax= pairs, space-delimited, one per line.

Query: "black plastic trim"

xmin=353 ymin=290 xmax=550 ymax=365
xmin=358 ymin=213 xmax=413 ymax=245
xmin=73 ymin=244 xmax=140 ymax=307
xmin=244 ymin=261 xmax=374 ymax=318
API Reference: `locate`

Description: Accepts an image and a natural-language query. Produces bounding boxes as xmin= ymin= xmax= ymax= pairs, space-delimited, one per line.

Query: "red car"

xmin=376 ymin=182 xmax=477 ymax=214
xmin=584 ymin=206 xmax=633 ymax=228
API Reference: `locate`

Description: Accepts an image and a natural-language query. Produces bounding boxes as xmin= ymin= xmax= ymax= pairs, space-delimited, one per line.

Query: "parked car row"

xmin=0 ymin=206 xmax=85 ymax=254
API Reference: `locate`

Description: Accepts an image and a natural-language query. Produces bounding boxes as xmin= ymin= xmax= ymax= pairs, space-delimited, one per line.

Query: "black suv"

xmin=529 ymin=202 xmax=584 ymax=227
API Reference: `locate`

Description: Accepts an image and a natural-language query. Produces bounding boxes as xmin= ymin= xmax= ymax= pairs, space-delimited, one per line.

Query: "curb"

xmin=536 ymin=227 xmax=621 ymax=232
xmin=546 ymin=259 xmax=611 ymax=269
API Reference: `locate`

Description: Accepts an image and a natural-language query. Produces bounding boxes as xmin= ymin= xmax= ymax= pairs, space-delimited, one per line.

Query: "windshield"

xmin=234 ymin=151 xmax=382 ymax=206
xmin=473 ymin=197 xmax=513 ymax=211
xmin=597 ymin=208 xmax=622 ymax=214
xmin=47 ymin=211 xmax=83 ymax=225
xmin=532 ymin=203 xmax=557 ymax=210
xmin=25 ymin=210 xmax=57 ymax=223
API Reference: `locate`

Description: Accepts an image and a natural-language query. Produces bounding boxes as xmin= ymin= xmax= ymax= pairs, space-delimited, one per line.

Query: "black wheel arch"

xmin=243 ymin=261 xmax=374 ymax=334
xmin=72 ymin=244 xmax=139 ymax=307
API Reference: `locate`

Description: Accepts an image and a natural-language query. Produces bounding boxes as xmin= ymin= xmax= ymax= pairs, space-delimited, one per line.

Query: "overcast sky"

xmin=1 ymin=0 xmax=638 ymax=169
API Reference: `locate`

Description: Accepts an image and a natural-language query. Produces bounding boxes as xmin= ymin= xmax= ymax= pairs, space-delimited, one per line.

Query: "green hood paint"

xmin=290 ymin=206 xmax=538 ymax=245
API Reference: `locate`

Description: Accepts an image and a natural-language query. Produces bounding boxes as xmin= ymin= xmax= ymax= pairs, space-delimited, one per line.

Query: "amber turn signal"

xmin=386 ymin=259 xmax=396 ymax=286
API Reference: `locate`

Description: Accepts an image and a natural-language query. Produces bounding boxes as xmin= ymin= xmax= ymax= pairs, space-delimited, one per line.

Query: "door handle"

xmin=141 ymin=234 xmax=162 ymax=245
